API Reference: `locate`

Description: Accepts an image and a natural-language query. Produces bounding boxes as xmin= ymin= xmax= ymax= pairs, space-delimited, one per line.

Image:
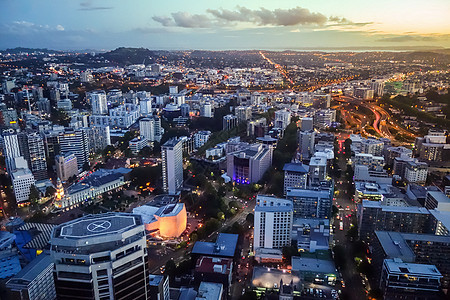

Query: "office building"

xmin=254 ymin=196 xmax=293 ymax=251
xmin=139 ymin=98 xmax=152 ymax=115
xmin=235 ymin=106 xmax=252 ymax=122
xmin=2 ymin=129 xmax=21 ymax=173
xmin=314 ymin=109 xmax=336 ymax=128
xmin=223 ymin=114 xmax=238 ymax=130
xmin=50 ymin=213 xmax=150 ymax=300
xmin=385 ymin=146 xmax=412 ymax=165
xmin=194 ymin=131 xmax=211 ymax=149
xmin=129 ymin=137 xmax=148 ymax=154
xmin=357 ymin=200 xmax=431 ymax=242
xmin=298 ymin=130 xmax=315 ymax=160
xmin=149 ymin=275 xmax=169 ymax=300
xmin=381 ymin=259 xmax=442 ymax=299
xmin=57 ymin=99 xmax=73 ymax=111
xmin=37 ymin=98 xmax=51 ymax=115
xmin=404 ymin=160 xmax=428 ymax=184
xmin=58 ymin=129 xmax=89 ymax=170
xmin=274 ymin=109 xmax=291 ymax=129
xmin=286 ymin=188 xmax=332 ymax=219
xmin=361 ymin=138 xmax=385 ymax=156
xmin=414 ymin=130 xmax=450 ymax=162
xmin=85 ymin=126 xmax=111 ymax=153
xmin=162 ymin=138 xmax=183 ymax=194
xmin=299 ymin=117 xmax=314 ymax=132
xmin=226 ymin=143 xmax=273 ymax=184
xmin=308 ymin=155 xmax=327 ymax=184
xmin=24 ymin=132 xmax=48 ymax=181
xmin=139 ymin=116 xmax=162 ymax=143
xmin=6 ymin=253 xmax=56 ymax=300
xmin=283 ymin=163 xmax=309 ymax=194
xmin=247 ymin=118 xmax=267 ymax=137
xmin=89 ymin=91 xmax=108 ymax=115
xmin=353 ymin=153 xmax=385 ymax=172
xmin=425 ymin=191 xmax=450 ymax=211
xmin=11 ymin=168 xmax=35 ymax=203
xmin=55 ymin=152 xmax=78 ymax=182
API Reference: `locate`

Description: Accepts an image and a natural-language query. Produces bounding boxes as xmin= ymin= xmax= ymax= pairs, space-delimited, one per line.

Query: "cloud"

xmin=376 ymin=34 xmax=445 ymax=43
xmin=1 ymin=21 xmax=66 ymax=35
xmin=79 ymin=0 xmax=113 ymax=11
xmin=153 ymin=6 xmax=330 ymax=28
xmin=327 ymin=16 xmax=373 ymax=27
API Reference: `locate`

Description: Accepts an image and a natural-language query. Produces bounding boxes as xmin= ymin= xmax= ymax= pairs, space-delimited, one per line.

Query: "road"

xmin=332 ymin=138 xmax=368 ymax=300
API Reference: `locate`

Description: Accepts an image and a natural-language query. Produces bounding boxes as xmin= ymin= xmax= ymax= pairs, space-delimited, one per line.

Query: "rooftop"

xmin=252 ymin=267 xmax=301 ymax=290
xmin=256 ymin=196 xmax=293 ymax=212
xmin=374 ymin=231 xmax=415 ymax=262
xmin=192 ymin=233 xmax=238 ymax=258
xmin=54 ymin=213 xmax=141 ymax=239
xmin=384 ymin=259 xmax=441 ymax=277
xmin=291 ymin=256 xmax=337 ymax=274
xmin=428 ymin=191 xmax=450 ymax=204
xmin=6 ymin=253 xmax=53 ymax=286
xmin=283 ymin=163 xmax=309 ymax=174
xmin=196 ymin=282 xmax=223 ymax=300
xmin=361 ymin=200 xmax=430 ymax=214
xmin=195 ymin=256 xmax=232 ymax=274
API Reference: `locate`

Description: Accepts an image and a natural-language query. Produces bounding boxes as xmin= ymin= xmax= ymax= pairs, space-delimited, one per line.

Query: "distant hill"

xmin=3 ymin=47 xmax=63 ymax=54
xmin=100 ymin=47 xmax=157 ymax=65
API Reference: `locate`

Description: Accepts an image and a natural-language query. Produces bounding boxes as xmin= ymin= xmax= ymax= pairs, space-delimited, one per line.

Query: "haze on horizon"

xmin=1 ymin=0 xmax=449 ymax=51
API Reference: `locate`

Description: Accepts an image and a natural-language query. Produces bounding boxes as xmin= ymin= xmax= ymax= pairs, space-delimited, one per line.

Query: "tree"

xmin=82 ymin=162 xmax=90 ymax=172
xmin=282 ymin=245 xmax=298 ymax=264
xmin=45 ymin=186 xmax=57 ymax=197
xmin=28 ymin=184 xmax=41 ymax=207
xmin=164 ymin=259 xmax=176 ymax=278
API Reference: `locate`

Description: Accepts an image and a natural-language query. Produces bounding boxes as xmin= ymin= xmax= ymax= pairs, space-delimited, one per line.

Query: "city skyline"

xmin=1 ymin=0 xmax=449 ymax=50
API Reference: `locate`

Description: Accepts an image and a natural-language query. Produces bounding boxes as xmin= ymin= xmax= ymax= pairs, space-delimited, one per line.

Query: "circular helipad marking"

xmin=87 ymin=220 xmax=111 ymax=233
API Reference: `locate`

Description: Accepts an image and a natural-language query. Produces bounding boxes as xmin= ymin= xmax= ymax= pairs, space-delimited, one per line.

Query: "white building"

xmin=194 ymin=131 xmax=211 ymax=149
xmin=404 ymin=161 xmax=428 ymax=184
xmin=283 ymin=163 xmax=309 ymax=195
xmin=314 ymin=109 xmax=336 ymax=128
xmin=298 ymin=130 xmax=315 ymax=160
xmin=129 ymin=137 xmax=148 ymax=154
xmin=89 ymin=91 xmax=108 ymax=115
xmin=223 ymin=114 xmax=238 ymax=130
xmin=139 ymin=98 xmax=152 ymax=115
xmin=254 ymin=196 xmax=293 ymax=251
xmin=361 ymin=138 xmax=385 ymax=156
xmin=274 ymin=109 xmax=291 ymax=129
xmin=235 ymin=106 xmax=252 ymax=122
xmin=353 ymin=153 xmax=385 ymax=172
xmin=90 ymin=103 xmax=140 ymax=129
xmin=139 ymin=117 xmax=162 ymax=143
xmin=11 ymin=168 xmax=35 ymax=203
xmin=202 ymin=102 xmax=212 ymax=118
xmin=162 ymin=138 xmax=184 ymax=194
xmin=2 ymin=129 xmax=21 ymax=173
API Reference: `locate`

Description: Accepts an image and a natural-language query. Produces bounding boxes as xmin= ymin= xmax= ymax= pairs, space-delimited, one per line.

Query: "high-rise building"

xmin=24 ymin=132 xmax=48 ymax=181
xmin=314 ymin=109 xmax=336 ymax=128
xmin=6 ymin=253 xmax=56 ymax=300
xmin=2 ymin=129 xmax=21 ymax=173
xmin=11 ymin=168 xmax=35 ymax=203
xmin=361 ymin=138 xmax=385 ymax=157
xmin=89 ymin=91 xmax=108 ymax=115
xmin=283 ymin=163 xmax=309 ymax=195
xmin=308 ymin=155 xmax=327 ymax=184
xmin=55 ymin=152 xmax=78 ymax=181
xmin=149 ymin=275 xmax=169 ymax=300
xmin=254 ymin=196 xmax=293 ymax=251
xmin=139 ymin=98 xmax=152 ymax=116
xmin=226 ymin=144 xmax=273 ymax=184
xmin=162 ymin=138 xmax=184 ymax=194
xmin=299 ymin=117 xmax=314 ymax=132
xmin=235 ymin=106 xmax=252 ymax=122
xmin=83 ymin=126 xmax=111 ymax=153
xmin=139 ymin=117 xmax=162 ymax=143
xmin=50 ymin=213 xmax=150 ymax=300
xmin=404 ymin=160 xmax=428 ymax=184
xmin=201 ymin=102 xmax=212 ymax=118
xmin=357 ymin=200 xmax=431 ymax=243
xmin=223 ymin=114 xmax=238 ymax=130
xmin=194 ymin=131 xmax=211 ymax=149
xmin=286 ymin=188 xmax=333 ymax=219
xmin=298 ymin=130 xmax=315 ymax=161
xmin=58 ymin=129 xmax=89 ymax=170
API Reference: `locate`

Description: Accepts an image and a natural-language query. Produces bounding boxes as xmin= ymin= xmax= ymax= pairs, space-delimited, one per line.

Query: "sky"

xmin=0 ymin=0 xmax=449 ymax=50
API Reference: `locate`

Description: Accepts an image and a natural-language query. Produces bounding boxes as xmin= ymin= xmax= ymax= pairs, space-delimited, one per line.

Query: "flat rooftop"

xmin=291 ymin=256 xmax=337 ymax=274
xmin=252 ymin=267 xmax=301 ymax=290
xmin=54 ymin=213 xmax=141 ymax=239
xmin=192 ymin=233 xmax=238 ymax=258
xmin=6 ymin=253 xmax=53 ymax=285
xmin=384 ymin=259 xmax=441 ymax=277
xmin=374 ymin=231 xmax=415 ymax=262
xmin=283 ymin=163 xmax=309 ymax=174
xmin=196 ymin=282 xmax=223 ymax=300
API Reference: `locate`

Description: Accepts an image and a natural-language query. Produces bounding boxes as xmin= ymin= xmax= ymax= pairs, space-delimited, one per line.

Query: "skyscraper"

xmin=58 ymin=129 xmax=89 ymax=170
xmin=139 ymin=117 xmax=162 ymax=143
xmin=50 ymin=213 xmax=150 ymax=300
xmin=162 ymin=138 xmax=183 ymax=194
xmin=89 ymin=91 xmax=108 ymax=115
xmin=24 ymin=132 xmax=48 ymax=181
xmin=2 ymin=129 xmax=21 ymax=173
xmin=254 ymin=196 xmax=293 ymax=252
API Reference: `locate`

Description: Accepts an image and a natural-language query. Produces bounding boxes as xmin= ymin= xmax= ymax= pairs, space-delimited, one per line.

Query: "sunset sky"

xmin=1 ymin=0 xmax=449 ymax=50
